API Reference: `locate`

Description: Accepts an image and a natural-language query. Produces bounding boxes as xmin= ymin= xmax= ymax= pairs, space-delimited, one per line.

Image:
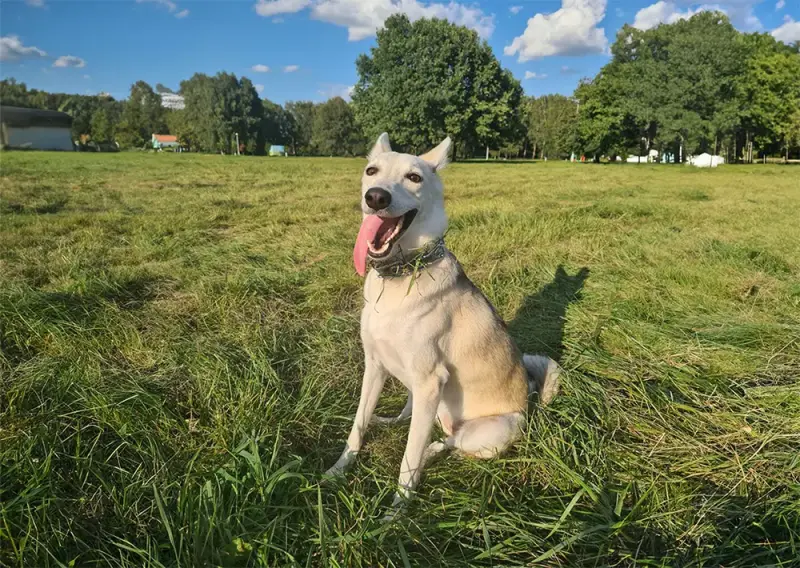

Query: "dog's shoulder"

xmin=450 ymin=254 xmax=507 ymax=330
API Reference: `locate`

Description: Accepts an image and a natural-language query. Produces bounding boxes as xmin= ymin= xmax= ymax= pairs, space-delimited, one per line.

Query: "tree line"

xmin=2 ymin=12 xmax=798 ymax=161
xmin=575 ymin=11 xmax=800 ymax=162
xmin=0 ymin=76 xmax=366 ymax=156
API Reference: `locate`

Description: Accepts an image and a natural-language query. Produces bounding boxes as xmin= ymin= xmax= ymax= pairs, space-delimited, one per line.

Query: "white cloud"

xmin=0 ymin=35 xmax=47 ymax=61
xmin=772 ymin=15 xmax=800 ymax=43
xmin=633 ymin=2 xmax=762 ymax=32
xmin=283 ymin=64 xmax=299 ymax=72
xmin=137 ymin=0 xmax=177 ymax=12
xmin=255 ymin=84 xmax=265 ymax=94
xmin=255 ymin=0 xmax=311 ymax=17
xmin=53 ymin=55 xmax=86 ymax=68
xmin=776 ymin=0 xmax=785 ymax=9
xmin=25 ymin=0 xmax=45 ymax=7
xmin=252 ymin=64 xmax=271 ymax=72
xmin=137 ymin=0 xmax=189 ymax=18
xmin=255 ymin=0 xmax=495 ymax=41
xmin=505 ymin=0 xmax=608 ymax=60
xmin=318 ymin=83 xmax=355 ymax=101
xmin=524 ymin=71 xmax=548 ymax=79
xmin=509 ymin=5 xmax=523 ymax=14
xmin=632 ymin=2 xmax=720 ymax=30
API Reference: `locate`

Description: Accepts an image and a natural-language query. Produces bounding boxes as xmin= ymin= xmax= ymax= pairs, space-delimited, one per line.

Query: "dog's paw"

xmin=380 ymin=498 xmax=406 ymax=524
xmin=380 ymin=509 xmax=401 ymax=524
xmin=323 ymin=448 xmax=358 ymax=480
xmin=323 ymin=465 xmax=347 ymax=478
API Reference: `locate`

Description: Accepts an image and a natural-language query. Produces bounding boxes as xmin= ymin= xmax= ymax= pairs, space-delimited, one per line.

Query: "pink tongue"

xmin=354 ymin=215 xmax=392 ymax=277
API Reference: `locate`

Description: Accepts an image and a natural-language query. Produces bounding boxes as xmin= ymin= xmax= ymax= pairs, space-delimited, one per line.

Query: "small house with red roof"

xmin=152 ymin=133 xmax=178 ymax=150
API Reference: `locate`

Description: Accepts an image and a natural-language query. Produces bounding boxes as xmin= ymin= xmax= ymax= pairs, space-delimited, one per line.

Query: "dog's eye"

xmin=406 ymin=173 xmax=422 ymax=183
xmin=365 ymin=166 xmax=378 ymax=176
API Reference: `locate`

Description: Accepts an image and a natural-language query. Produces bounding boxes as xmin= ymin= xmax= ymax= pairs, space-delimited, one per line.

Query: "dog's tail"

xmin=523 ymin=354 xmax=561 ymax=406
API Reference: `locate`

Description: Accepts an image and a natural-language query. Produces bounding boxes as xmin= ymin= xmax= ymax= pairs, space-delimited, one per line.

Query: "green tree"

xmin=285 ymin=101 xmax=316 ymax=155
xmin=236 ymin=76 xmax=263 ymax=154
xmin=311 ymin=97 xmax=363 ymax=156
xmin=352 ymin=14 xmax=522 ymax=159
xmin=262 ymin=98 xmax=292 ymax=151
xmin=787 ymin=109 xmax=800 ymax=159
xmin=165 ymin=109 xmax=194 ymax=150
xmin=576 ymin=12 xmax=751 ymax=161
xmin=526 ymin=95 xmax=578 ymax=159
xmin=180 ymin=73 xmax=261 ymax=153
xmin=117 ymin=81 xmax=165 ymax=148
xmin=738 ymin=33 xmax=800 ymax=160
xmin=0 ymin=79 xmax=33 ymax=107
xmin=90 ymin=107 xmax=114 ymax=143
xmin=180 ymin=73 xmax=216 ymax=151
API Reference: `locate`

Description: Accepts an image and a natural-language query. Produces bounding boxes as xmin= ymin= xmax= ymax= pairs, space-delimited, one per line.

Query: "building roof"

xmin=153 ymin=134 xmax=178 ymax=143
xmin=0 ymin=105 xmax=73 ymax=128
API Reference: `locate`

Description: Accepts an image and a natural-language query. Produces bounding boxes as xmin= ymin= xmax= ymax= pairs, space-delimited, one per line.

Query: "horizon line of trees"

xmin=1 ymin=12 xmax=798 ymax=162
xmin=0 ymin=76 xmax=366 ymax=157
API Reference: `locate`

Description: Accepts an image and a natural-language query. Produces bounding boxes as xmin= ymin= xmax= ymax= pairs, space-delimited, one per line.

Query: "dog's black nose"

xmin=365 ymin=187 xmax=392 ymax=211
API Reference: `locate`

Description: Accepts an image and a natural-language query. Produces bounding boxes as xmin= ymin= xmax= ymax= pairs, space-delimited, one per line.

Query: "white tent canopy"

xmin=687 ymin=153 xmax=725 ymax=168
xmin=625 ymin=149 xmax=659 ymax=163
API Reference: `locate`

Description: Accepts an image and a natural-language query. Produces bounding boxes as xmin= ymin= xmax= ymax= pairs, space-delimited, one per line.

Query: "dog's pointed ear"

xmin=368 ymin=132 xmax=392 ymax=160
xmin=420 ymin=137 xmax=452 ymax=172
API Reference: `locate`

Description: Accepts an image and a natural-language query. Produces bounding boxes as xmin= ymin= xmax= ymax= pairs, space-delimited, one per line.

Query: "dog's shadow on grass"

xmin=507 ymin=265 xmax=590 ymax=363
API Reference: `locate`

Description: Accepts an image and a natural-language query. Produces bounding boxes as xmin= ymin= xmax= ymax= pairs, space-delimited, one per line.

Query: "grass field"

xmin=1 ymin=152 xmax=799 ymax=567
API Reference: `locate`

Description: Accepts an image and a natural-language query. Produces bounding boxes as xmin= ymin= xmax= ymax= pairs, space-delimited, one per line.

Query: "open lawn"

xmin=1 ymin=152 xmax=799 ymax=567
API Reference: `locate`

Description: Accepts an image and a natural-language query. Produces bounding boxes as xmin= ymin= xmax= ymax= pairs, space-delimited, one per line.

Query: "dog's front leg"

xmin=325 ymin=355 xmax=387 ymax=476
xmin=386 ymin=370 xmax=447 ymax=518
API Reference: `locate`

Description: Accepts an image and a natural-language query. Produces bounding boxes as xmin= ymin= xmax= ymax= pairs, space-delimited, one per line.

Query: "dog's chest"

xmin=361 ymin=269 xmax=456 ymax=383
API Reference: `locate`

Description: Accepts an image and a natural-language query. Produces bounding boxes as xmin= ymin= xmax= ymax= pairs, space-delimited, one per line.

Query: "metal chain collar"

xmin=369 ymin=238 xmax=447 ymax=277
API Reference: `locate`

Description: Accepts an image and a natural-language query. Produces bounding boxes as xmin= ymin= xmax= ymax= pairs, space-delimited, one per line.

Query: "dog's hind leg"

xmin=372 ymin=392 xmax=412 ymax=424
xmin=450 ymin=412 xmax=526 ymax=459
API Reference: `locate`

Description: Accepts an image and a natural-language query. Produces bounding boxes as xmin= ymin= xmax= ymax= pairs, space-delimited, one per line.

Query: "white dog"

xmin=326 ymin=133 xmax=561 ymax=516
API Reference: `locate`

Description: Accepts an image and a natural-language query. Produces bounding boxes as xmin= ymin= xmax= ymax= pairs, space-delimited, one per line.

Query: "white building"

xmin=160 ymin=93 xmax=185 ymax=110
xmin=0 ymin=106 xmax=74 ymax=151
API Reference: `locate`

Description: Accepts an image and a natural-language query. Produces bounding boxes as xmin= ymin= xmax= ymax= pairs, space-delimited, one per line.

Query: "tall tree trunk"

xmin=532 ymin=142 xmax=537 ymax=161
xmin=746 ymin=131 xmax=751 ymax=163
xmin=485 ymin=145 xmax=489 ymax=160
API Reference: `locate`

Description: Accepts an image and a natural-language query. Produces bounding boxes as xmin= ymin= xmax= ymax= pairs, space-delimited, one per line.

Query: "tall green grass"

xmin=1 ymin=152 xmax=798 ymax=566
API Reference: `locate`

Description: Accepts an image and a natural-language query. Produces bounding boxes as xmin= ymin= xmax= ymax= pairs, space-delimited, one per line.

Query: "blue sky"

xmin=1 ymin=1 xmax=798 ymax=104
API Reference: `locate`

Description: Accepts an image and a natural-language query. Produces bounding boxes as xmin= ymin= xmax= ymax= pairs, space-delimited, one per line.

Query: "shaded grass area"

xmin=1 ymin=152 xmax=799 ymax=566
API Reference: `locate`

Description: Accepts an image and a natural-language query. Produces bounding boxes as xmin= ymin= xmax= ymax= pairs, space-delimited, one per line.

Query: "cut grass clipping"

xmin=1 ymin=152 xmax=799 ymax=566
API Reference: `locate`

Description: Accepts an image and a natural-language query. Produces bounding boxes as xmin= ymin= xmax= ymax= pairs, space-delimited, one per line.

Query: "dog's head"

xmin=353 ymin=132 xmax=451 ymax=276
